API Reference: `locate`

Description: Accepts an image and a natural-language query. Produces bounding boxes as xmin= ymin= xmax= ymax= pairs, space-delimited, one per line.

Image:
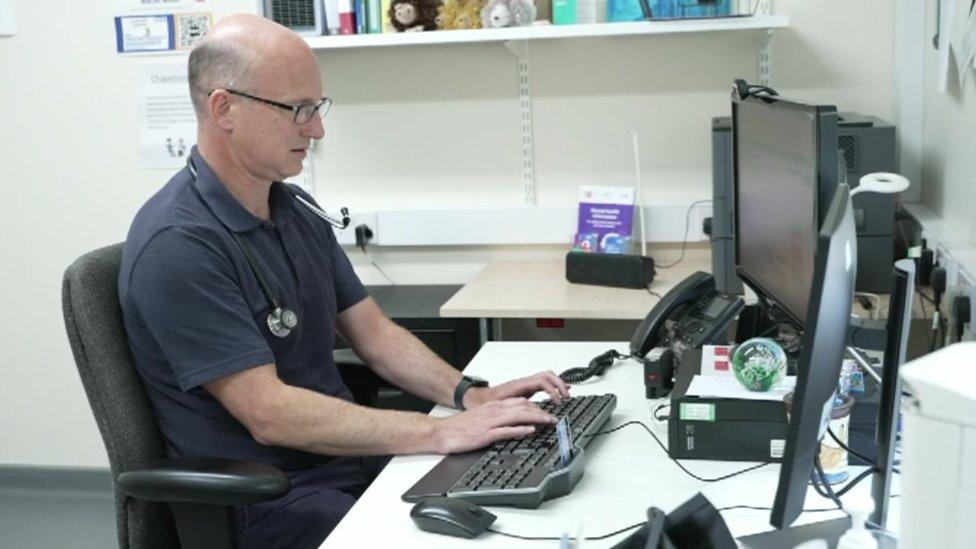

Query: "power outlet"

xmin=689 ymin=203 xmax=713 ymax=242
xmin=945 ymin=284 xmax=975 ymax=343
xmin=334 ymin=211 xmax=378 ymax=246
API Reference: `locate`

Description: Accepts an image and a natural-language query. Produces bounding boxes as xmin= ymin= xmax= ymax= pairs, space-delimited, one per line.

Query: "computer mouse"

xmin=410 ymin=497 xmax=497 ymax=539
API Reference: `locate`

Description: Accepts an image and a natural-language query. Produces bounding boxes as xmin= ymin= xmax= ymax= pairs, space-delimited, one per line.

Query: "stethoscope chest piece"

xmin=267 ymin=307 xmax=299 ymax=338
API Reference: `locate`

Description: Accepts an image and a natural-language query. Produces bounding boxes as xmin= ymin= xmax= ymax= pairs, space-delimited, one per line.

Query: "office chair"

xmin=62 ymin=243 xmax=290 ymax=549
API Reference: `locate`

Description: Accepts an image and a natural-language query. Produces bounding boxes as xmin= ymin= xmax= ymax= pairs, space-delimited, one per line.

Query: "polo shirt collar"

xmin=189 ymin=147 xmax=295 ymax=232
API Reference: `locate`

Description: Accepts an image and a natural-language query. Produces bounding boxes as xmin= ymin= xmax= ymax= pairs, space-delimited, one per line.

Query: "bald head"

xmin=188 ymin=13 xmax=317 ymax=118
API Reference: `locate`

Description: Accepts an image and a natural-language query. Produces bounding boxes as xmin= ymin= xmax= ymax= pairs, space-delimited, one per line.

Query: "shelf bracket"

xmin=758 ymin=28 xmax=773 ymax=86
xmin=504 ymin=39 xmax=537 ymax=207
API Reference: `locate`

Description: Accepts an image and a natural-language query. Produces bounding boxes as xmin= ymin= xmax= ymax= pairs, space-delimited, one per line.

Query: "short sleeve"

xmin=127 ymin=227 xmax=275 ymax=391
xmin=326 ymin=227 xmax=368 ymax=312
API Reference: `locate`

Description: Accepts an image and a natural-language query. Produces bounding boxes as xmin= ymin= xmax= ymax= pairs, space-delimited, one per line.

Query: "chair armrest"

xmin=117 ymin=457 xmax=289 ymax=506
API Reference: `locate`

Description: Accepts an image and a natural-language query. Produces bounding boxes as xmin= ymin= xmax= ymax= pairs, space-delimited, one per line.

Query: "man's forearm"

xmin=355 ymin=321 xmax=462 ymax=408
xmin=255 ymin=383 xmax=443 ymax=456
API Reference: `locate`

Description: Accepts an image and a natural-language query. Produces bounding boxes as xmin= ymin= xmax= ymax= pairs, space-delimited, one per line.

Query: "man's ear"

xmin=207 ymin=90 xmax=235 ymax=131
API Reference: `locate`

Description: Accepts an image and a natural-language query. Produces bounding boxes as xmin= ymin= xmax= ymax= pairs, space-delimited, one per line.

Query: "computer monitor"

xmin=770 ymin=184 xmax=857 ymax=528
xmin=733 ymin=93 xmax=840 ymax=325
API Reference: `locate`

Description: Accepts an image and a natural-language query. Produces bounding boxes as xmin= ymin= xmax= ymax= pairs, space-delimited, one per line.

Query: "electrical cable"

xmin=652 ymin=403 xmax=670 ymax=422
xmin=655 ymin=200 xmax=711 ymax=269
xmin=827 ymin=428 xmax=873 ymax=465
xmin=584 ymin=420 xmax=771 ymax=482
xmin=359 ymin=246 xmax=395 ymax=286
xmin=716 ymin=505 xmax=838 ymax=514
xmin=646 ymin=285 xmax=663 ymax=300
xmin=832 ymin=467 xmax=876 ymax=499
xmin=488 ymin=521 xmax=645 ymax=542
xmin=559 ymin=350 xmax=630 ymax=384
xmin=813 ymin=456 xmax=844 ymax=510
xmin=825 ymin=429 xmax=901 ymax=476
xmin=865 ymin=521 xmax=899 ymax=540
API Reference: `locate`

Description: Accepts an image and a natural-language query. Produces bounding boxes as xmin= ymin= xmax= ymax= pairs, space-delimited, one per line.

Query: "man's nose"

xmin=303 ymin=114 xmax=325 ymax=140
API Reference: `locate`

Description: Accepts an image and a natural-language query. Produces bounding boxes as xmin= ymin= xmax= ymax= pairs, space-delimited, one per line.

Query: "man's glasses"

xmin=211 ymin=89 xmax=333 ymax=124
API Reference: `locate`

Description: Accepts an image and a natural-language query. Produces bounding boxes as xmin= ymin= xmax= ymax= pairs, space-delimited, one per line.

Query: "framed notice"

xmin=115 ymin=15 xmax=175 ymax=53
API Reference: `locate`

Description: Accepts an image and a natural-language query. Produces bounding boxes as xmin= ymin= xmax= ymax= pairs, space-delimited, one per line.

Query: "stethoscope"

xmin=187 ymin=157 xmax=350 ymax=338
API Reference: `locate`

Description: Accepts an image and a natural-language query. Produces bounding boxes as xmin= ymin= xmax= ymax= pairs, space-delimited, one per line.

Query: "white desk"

xmin=323 ymin=342 xmax=898 ymax=547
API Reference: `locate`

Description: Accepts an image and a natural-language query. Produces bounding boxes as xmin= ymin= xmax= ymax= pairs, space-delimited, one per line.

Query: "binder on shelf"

xmin=367 ymin=0 xmax=383 ymax=33
xmin=355 ymin=0 xmax=367 ymax=34
xmin=339 ymin=0 xmax=356 ymax=34
xmin=324 ymin=0 xmax=341 ymax=35
xmin=380 ymin=0 xmax=392 ymax=32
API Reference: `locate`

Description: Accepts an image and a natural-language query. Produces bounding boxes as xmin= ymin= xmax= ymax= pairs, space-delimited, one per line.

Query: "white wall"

xmin=0 ymin=0 xmax=895 ymax=467
xmin=921 ymin=0 xmax=976 ymax=243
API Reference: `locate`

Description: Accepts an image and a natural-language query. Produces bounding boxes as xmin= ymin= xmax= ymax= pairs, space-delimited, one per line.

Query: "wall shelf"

xmin=304 ymin=15 xmax=789 ymax=50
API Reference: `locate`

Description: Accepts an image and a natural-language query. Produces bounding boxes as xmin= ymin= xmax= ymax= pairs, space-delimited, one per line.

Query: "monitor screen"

xmin=733 ymin=95 xmax=838 ymax=325
xmin=770 ymin=184 xmax=857 ymax=528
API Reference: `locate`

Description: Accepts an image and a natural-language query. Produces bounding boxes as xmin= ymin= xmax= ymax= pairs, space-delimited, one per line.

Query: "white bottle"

xmin=837 ymin=496 xmax=878 ymax=549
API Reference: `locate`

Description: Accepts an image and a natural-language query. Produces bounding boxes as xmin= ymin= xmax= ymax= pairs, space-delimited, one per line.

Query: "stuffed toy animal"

xmin=454 ymin=0 xmax=484 ymax=29
xmin=435 ymin=0 xmax=459 ymax=29
xmin=389 ymin=0 xmax=442 ymax=32
xmin=480 ymin=0 xmax=535 ymax=28
xmin=436 ymin=0 xmax=484 ymax=30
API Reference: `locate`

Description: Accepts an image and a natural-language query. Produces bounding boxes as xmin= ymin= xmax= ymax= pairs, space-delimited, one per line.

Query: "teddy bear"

xmin=389 ymin=0 xmax=442 ymax=32
xmin=480 ymin=0 xmax=536 ymax=28
xmin=436 ymin=0 xmax=484 ymax=30
xmin=454 ymin=0 xmax=485 ymax=29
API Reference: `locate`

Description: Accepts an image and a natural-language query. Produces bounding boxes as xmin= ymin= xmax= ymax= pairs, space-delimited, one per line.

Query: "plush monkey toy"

xmin=389 ymin=0 xmax=442 ymax=32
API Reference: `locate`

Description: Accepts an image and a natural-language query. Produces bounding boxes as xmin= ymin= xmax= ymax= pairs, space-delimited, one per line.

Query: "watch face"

xmin=466 ymin=376 xmax=489 ymax=386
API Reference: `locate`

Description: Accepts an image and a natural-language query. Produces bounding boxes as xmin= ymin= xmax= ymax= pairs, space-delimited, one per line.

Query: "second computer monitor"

xmin=733 ymin=93 xmax=840 ymax=325
xmin=770 ymin=184 xmax=857 ymax=528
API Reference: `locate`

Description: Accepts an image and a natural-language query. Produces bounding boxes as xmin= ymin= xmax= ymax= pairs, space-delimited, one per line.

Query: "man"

xmin=118 ymin=13 xmax=570 ymax=548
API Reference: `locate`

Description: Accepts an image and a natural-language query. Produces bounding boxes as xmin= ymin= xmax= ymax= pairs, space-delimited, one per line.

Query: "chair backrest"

xmin=62 ymin=243 xmax=179 ymax=549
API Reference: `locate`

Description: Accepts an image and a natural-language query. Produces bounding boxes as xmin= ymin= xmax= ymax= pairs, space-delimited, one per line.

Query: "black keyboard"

xmin=401 ymin=394 xmax=617 ymax=508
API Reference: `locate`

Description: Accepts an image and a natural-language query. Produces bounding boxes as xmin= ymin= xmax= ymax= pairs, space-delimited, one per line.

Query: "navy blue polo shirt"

xmin=119 ymin=147 xmax=368 ymax=471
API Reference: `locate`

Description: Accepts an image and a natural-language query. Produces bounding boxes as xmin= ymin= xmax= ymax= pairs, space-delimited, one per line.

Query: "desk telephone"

xmin=631 ymin=272 xmax=745 ymax=358
xmin=559 ymin=272 xmax=744 ymax=385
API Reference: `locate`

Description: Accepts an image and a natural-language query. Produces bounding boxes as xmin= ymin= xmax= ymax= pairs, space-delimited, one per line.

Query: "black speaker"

xmin=565 ymin=252 xmax=655 ymax=289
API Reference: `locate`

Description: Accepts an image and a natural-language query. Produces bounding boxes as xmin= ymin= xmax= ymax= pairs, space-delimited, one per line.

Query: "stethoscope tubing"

xmin=185 ymin=157 xmax=348 ymax=338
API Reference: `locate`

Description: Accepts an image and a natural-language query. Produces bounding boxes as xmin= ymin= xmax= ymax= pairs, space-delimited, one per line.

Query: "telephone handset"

xmin=630 ymin=272 xmax=744 ymax=359
xmin=559 ymin=272 xmax=743 ymax=384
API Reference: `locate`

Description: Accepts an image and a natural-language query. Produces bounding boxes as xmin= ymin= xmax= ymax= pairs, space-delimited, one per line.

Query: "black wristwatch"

xmin=453 ymin=375 xmax=489 ymax=410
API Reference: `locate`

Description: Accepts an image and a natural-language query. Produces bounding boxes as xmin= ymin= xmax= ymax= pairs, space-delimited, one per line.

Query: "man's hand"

xmin=463 ymin=370 xmax=570 ymax=410
xmin=434 ymin=397 xmax=557 ymax=454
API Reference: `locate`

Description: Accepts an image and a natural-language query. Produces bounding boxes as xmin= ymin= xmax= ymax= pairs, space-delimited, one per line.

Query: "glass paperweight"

xmin=730 ymin=337 xmax=787 ymax=392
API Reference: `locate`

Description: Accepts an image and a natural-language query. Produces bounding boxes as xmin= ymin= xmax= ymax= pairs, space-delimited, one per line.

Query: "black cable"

xmin=559 ymin=350 xmax=629 ymax=384
xmin=865 ymin=521 xmax=899 ymax=540
xmin=717 ymin=505 xmax=838 ymax=513
xmin=827 ymin=428 xmax=873 ymax=464
xmin=585 ymin=420 xmax=771 ymax=482
xmin=655 ymin=200 xmax=711 ymax=269
xmin=488 ymin=521 xmax=645 ymax=542
xmin=360 ymin=246 xmax=395 ymax=285
xmin=916 ymin=288 xmax=933 ymax=349
xmin=646 ymin=286 xmax=663 ymax=299
xmin=757 ymin=322 xmax=783 ymax=338
xmin=812 ymin=456 xmax=844 ymax=510
xmin=652 ymin=403 xmax=670 ymax=422
xmin=832 ymin=467 xmax=876 ymax=498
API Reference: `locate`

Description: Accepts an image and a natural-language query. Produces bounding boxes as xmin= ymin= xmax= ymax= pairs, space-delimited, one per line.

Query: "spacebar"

xmin=400 ymin=451 xmax=484 ymax=502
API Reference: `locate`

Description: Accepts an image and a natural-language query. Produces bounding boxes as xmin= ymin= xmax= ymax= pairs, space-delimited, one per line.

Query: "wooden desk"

xmin=439 ymin=257 xmax=711 ymax=321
